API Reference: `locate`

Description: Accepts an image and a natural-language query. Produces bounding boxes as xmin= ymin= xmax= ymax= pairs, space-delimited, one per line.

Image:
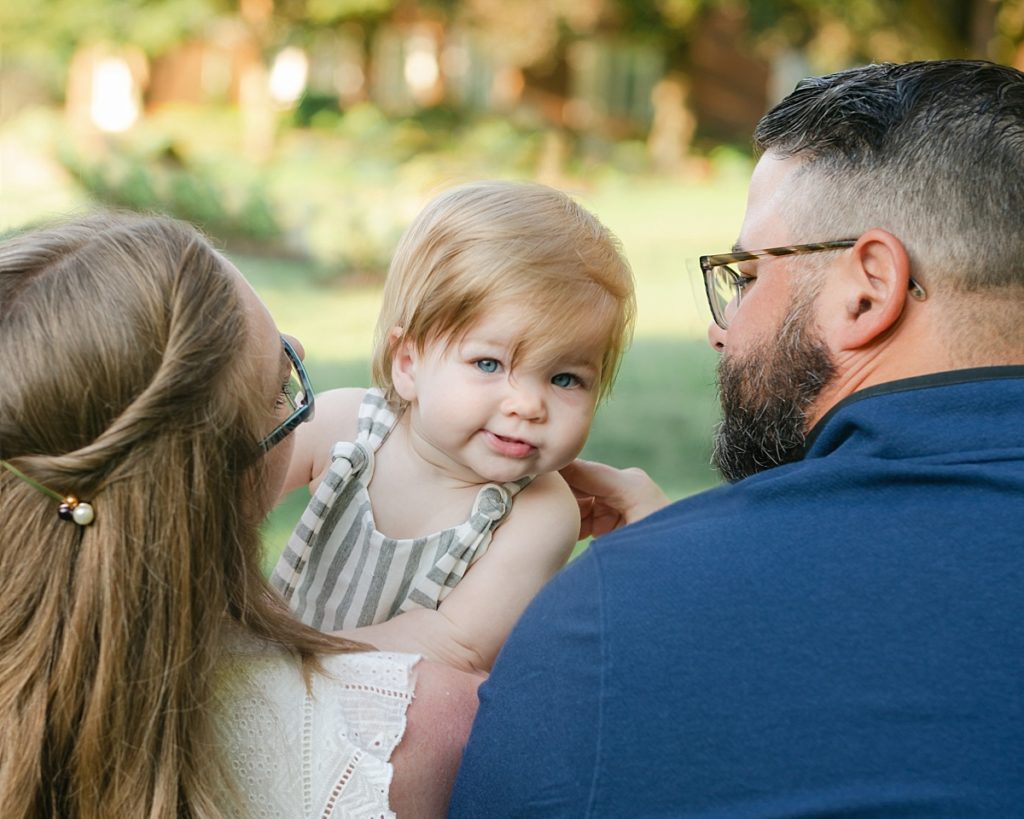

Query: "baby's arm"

xmin=338 ymin=471 xmax=580 ymax=673
xmin=280 ymin=387 xmax=366 ymax=497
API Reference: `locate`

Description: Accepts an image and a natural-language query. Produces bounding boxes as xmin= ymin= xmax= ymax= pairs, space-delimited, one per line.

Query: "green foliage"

xmin=0 ymin=0 xmax=221 ymax=56
xmin=293 ymin=93 xmax=343 ymax=127
xmin=653 ymin=0 xmax=706 ymax=29
xmin=58 ymin=141 xmax=283 ymax=245
xmin=5 ymin=90 xmax=751 ymax=284
xmin=237 ymin=191 xmax=283 ymax=242
xmin=745 ymin=0 xmax=1005 ymax=67
xmin=614 ymin=0 xmax=711 ymax=35
xmin=241 ymin=103 xmax=552 ymax=278
xmin=303 ymin=0 xmax=397 ymax=24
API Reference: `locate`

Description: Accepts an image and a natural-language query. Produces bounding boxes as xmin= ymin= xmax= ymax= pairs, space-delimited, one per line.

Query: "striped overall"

xmin=271 ymin=388 xmax=532 ymax=631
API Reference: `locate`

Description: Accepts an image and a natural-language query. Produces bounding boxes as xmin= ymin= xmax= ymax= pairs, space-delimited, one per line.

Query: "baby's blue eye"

xmin=552 ymin=372 xmax=581 ymax=388
xmin=476 ymin=359 xmax=500 ymax=373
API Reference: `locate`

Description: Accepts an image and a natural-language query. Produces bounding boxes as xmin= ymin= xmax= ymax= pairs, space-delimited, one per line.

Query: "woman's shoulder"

xmin=317 ymin=648 xmax=421 ymax=702
xmin=213 ymin=635 xmax=425 ymax=818
xmin=220 ymin=630 xmax=419 ymax=702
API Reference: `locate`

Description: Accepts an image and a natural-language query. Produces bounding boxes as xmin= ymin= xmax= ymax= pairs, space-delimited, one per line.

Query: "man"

xmin=448 ymin=60 xmax=1024 ymax=817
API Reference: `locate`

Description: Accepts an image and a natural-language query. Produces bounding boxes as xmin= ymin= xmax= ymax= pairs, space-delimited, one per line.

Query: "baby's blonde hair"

xmin=371 ymin=180 xmax=635 ymax=405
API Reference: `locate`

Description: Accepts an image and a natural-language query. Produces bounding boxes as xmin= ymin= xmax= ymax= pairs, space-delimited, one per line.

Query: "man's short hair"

xmin=754 ymin=60 xmax=1024 ymax=294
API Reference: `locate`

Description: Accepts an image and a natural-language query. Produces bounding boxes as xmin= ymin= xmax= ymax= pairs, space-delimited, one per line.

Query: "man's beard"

xmin=712 ymin=300 xmax=836 ymax=483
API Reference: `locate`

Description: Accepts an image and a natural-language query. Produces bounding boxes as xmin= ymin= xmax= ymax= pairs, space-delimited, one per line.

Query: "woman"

xmin=0 ymin=212 xmax=479 ymax=818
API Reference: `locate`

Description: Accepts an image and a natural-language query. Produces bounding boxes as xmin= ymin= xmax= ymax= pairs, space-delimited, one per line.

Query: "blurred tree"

xmin=610 ymin=0 xmax=710 ymax=58
xmin=293 ymin=0 xmax=397 ymax=21
xmin=0 ymin=0 xmax=222 ymax=58
xmin=267 ymin=0 xmax=398 ymax=41
xmin=1 ymin=0 xmax=228 ymax=117
xmin=745 ymin=0 xmax=1023 ymax=69
xmin=5 ymin=0 xmax=1021 ymax=164
xmin=441 ymin=0 xmax=719 ymax=150
xmin=995 ymin=0 xmax=1024 ymax=66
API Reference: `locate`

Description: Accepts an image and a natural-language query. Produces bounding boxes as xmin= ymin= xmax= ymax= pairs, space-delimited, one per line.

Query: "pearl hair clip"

xmin=1 ymin=459 xmax=95 ymax=526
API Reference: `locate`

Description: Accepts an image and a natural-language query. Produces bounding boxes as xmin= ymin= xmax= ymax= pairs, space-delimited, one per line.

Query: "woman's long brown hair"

xmin=0 ymin=213 xmax=362 ymax=818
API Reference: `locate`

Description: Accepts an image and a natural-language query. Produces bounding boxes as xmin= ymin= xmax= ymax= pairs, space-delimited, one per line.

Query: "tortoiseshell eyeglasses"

xmin=698 ymin=240 xmax=926 ymax=329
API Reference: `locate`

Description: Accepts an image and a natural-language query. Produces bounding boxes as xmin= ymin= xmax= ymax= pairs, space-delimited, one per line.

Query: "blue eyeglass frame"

xmin=258 ymin=337 xmax=316 ymax=452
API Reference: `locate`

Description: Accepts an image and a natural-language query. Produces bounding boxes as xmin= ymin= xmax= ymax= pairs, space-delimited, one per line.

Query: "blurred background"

xmin=3 ymin=0 xmax=1022 ymax=562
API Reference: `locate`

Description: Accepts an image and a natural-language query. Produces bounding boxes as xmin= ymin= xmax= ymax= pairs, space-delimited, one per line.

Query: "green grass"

xmin=248 ymin=173 xmax=747 ymax=571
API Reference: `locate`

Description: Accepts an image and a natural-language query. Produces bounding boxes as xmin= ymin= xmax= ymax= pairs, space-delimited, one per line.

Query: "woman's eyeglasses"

xmin=258 ymin=337 xmax=315 ymax=452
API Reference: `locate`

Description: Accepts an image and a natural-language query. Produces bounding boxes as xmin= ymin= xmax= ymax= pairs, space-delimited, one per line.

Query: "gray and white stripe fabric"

xmin=271 ymin=388 xmax=533 ymax=631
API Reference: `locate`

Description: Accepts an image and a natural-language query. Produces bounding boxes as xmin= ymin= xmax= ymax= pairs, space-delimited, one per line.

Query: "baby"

xmin=273 ymin=180 xmax=635 ymax=671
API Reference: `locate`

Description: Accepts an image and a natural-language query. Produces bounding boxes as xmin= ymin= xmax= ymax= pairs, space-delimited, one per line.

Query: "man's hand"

xmin=560 ymin=459 xmax=671 ymax=539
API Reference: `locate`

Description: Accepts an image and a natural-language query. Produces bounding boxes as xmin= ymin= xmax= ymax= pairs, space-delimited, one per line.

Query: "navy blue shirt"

xmin=450 ymin=369 xmax=1024 ymax=817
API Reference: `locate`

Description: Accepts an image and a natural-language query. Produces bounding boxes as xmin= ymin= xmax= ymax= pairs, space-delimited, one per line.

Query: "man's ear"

xmin=825 ymin=228 xmax=914 ymax=351
xmin=389 ymin=327 xmax=418 ymax=401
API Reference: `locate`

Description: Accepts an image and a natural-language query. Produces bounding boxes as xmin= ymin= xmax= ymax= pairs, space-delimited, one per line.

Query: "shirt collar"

xmin=802 ymin=366 xmax=1024 ymax=456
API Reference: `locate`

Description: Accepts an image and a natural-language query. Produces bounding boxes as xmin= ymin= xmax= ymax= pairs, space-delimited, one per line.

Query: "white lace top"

xmin=212 ymin=630 xmax=419 ymax=818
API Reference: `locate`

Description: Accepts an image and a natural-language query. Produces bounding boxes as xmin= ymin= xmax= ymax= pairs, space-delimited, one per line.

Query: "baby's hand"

xmin=560 ymin=459 xmax=670 ymax=539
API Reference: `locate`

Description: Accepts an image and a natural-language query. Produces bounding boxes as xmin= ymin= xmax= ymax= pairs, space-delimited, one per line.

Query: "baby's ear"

xmin=389 ymin=328 xmax=418 ymax=401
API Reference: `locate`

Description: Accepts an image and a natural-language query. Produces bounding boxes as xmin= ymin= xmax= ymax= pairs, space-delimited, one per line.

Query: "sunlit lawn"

xmin=241 ymin=173 xmax=750 ymax=572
